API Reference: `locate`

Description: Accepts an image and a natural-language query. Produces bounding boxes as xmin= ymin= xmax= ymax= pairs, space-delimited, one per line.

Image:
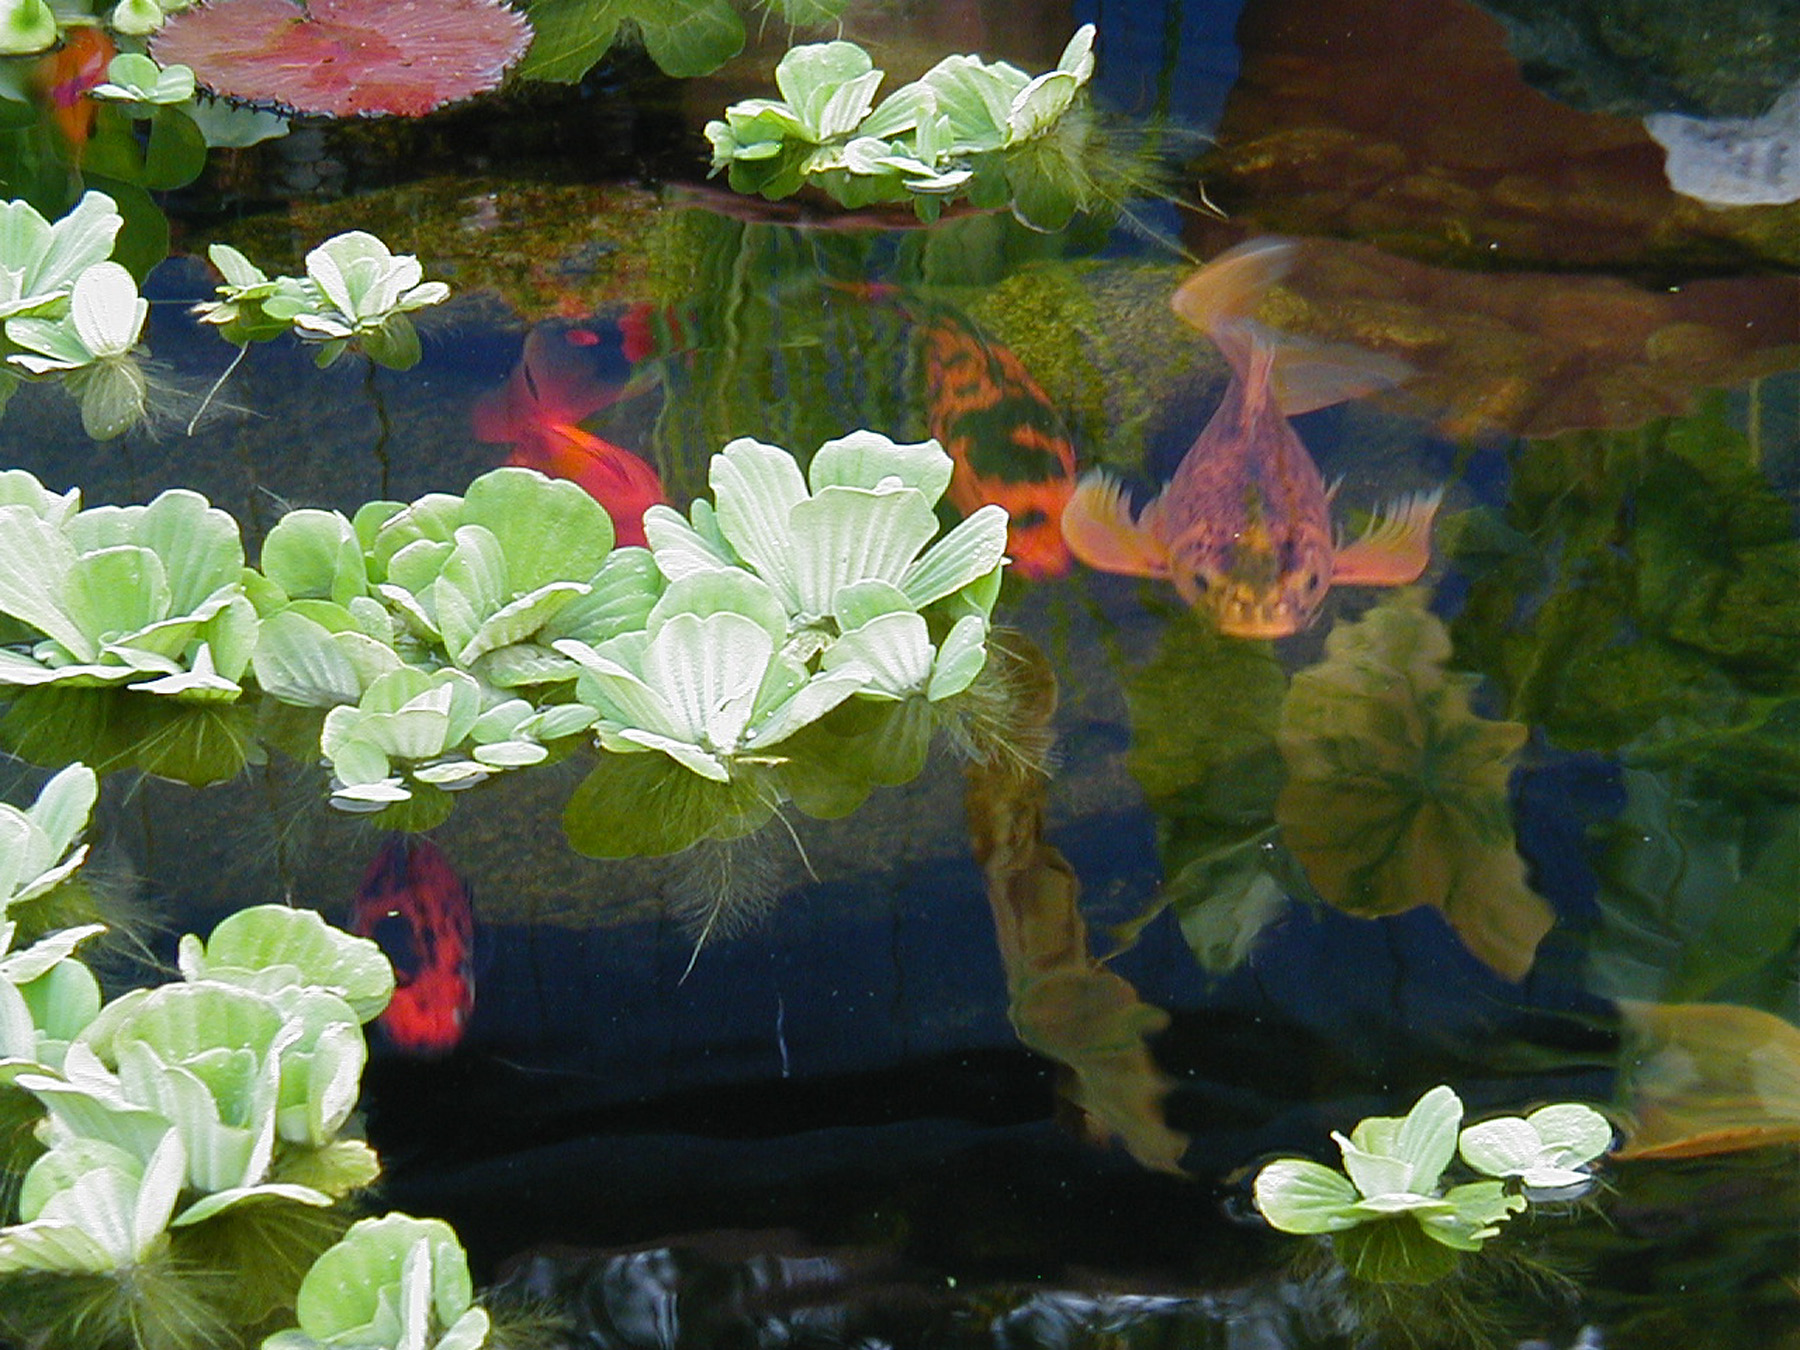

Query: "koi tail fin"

xmin=1060 ymin=471 xmax=1171 ymax=579
xmin=1170 ymin=236 xmax=1298 ymax=336
xmin=1331 ymin=487 xmax=1444 ymax=587
xmin=1265 ymin=337 xmax=1414 ymax=416
xmin=1172 ymin=236 xmax=1413 ymax=414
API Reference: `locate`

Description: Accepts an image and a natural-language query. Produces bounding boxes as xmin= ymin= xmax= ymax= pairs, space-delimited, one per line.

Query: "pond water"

xmin=0 ymin=0 xmax=1797 ymax=1347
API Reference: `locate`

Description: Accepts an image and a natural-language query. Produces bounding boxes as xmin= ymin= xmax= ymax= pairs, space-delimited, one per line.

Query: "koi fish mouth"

xmin=1175 ymin=566 xmax=1329 ymax=639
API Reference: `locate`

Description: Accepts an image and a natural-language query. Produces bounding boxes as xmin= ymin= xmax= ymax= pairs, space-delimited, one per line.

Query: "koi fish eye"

xmin=1015 ymin=508 xmax=1049 ymax=530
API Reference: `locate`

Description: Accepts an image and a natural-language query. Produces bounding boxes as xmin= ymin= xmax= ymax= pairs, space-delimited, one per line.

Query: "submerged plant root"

xmin=0 ymin=1259 xmax=235 ymax=1350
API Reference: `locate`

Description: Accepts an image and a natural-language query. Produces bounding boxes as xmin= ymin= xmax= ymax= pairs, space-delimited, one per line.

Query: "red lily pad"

xmin=150 ymin=0 xmax=532 ymax=118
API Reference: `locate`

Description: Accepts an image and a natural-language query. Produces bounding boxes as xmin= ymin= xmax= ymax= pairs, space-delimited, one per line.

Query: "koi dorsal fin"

xmin=1060 ymin=471 xmax=1171 ymax=579
xmin=1331 ymin=487 xmax=1444 ymax=586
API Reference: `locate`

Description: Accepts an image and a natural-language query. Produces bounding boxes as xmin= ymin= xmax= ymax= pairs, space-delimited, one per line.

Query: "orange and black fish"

xmin=36 ymin=28 xmax=114 ymax=154
xmin=828 ymin=280 xmax=1080 ymax=579
xmin=472 ymin=321 xmax=666 ymax=547
xmin=918 ymin=307 xmax=1079 ymax=579
xmin=351 ymin=835 xmax=475 ymax=1058
xmin=1061 ymin=237 xmax=1440 ymax=637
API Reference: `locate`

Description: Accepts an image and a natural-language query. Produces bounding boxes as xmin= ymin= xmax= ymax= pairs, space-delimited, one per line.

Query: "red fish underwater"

xmin=1060 ymin=238 xmax=1441 ymax=637
xmin=351 ymin=835 xmax=475 ymax=1057
xmin=36 ymin=28 xmax=114 ymax=153
xmin=472 ymin=321 xmax=665 ymax=547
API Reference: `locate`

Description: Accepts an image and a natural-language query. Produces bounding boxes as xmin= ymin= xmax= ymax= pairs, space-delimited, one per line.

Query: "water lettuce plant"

xmin=0 ymin=762 xmax=96 ymax=919
xmin=0 ymin=469 xmax=257 ymax=699
xmin=262 ymin=1212 xmax=489 ymax=1350
xmin=705 ymin=27 xmax=1101 ymax=228
xmin=560 ymin=430 xmax=1009 ymax=857
xmin=248 ymin=467 xmax=646 ymax=812
xmin=0 ymin=191 xmax=122 ymax=322
xmin=1252 ymin=1086 xmax=1611 ymax=1282
xmin=194 ymin=232 xmax=451 ymax=370
xmin=0 ymin=901 xmax=396 ymax=1348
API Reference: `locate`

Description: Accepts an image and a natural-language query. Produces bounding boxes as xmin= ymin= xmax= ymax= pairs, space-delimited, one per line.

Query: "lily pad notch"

xmin=150 ymin=0 xmax=534 ymax=118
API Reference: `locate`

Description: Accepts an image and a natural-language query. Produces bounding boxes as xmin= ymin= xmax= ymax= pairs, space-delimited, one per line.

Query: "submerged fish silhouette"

xmin=472 ymin=321 xmax=666 ymax=547
xmin=1060 ymin=238 xmax=1440 ymax=637
xmin=350 ymin=835 xmax=474 ymax=1057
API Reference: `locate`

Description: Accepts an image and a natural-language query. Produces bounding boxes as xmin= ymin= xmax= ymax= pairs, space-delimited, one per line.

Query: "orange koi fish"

xmin=472 ymin=321 xmax=666 ymax=547
xmin=36 ymin=28 xmax=114 ymax=153
xmin=919 ymin=308 xmax=1078 ymax=579
xmin=351 ymin=835 xmax=475 ymax=1058
xmin=1060 ymin=238 xmax=1440 ymax=637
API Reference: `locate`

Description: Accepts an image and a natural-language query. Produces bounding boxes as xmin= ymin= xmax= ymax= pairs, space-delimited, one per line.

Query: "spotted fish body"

xmin=919 ymin=309 xmax=1078 ymax=579
xmin=350 ymin=835 xmax=475 ymax=1057
xmin=1060 ymin=237 xmax=1440 ymax=638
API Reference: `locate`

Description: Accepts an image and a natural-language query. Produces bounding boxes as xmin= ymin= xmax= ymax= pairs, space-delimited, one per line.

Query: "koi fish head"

xmin=1166 ymin=510 xmax=1335 ymax=639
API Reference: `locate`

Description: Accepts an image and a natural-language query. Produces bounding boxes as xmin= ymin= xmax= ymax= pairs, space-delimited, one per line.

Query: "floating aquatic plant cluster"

xmin=0 ymin=192 xmax=450 ymax=440
xmin=0 ymin=764 xmax=498 ymax=1350
xmin=0 ymin=431 xmax=1011 ymax=850
xmin=193 ymin=232 xmax=452 ymax=370
xmin=1252 ymin=1085 xmax=1613 ymax=1283
xmin=706 ymin=27 xmax=1103 ymax=229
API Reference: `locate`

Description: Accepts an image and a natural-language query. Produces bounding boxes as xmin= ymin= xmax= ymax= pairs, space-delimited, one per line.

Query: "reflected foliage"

xmin=1116 ymin=597 xmax=1297 ymax=971
xmin=1451 ymin=384 xmax=1800 ymax=762
xmin=965 ymin=634 xmax=1186 ymax=1173
xmin=1585 ymin=769 xmax=1800 ymax=1011
xmin=1277 ymin=590 xmax=1553 ymax=981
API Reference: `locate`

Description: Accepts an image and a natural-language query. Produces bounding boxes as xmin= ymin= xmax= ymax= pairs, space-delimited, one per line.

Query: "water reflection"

xmin=0 ymin=1 xmax=1793 ymax=1341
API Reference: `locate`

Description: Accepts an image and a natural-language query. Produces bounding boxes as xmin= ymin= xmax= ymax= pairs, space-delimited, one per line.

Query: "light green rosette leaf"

xmin=1458 ymin=1102 xmax=1612 ymax=1190
xmin=0 ymin=474 xmax=253 ymax=698
xmin=0 ymin=761 xmax=97 ymax=911
xmin=176 ymin=904 xmax=394 ymax=1024
xmin=262 ymin=1212 xmax=490 ymax=1350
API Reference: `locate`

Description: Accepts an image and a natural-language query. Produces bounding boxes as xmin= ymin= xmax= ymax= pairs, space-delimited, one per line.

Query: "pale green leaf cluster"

xmin=319 ymin=666 xmax=596 ymax=811
xmin=248 ymin=467 xmax=649 ymax=809
xmin=0 ymin=0 xmax=56 ymax=53
xmin=1457 ymin=1102 xmax=1613 ymax=1192
xmin=0 ymin=904 xmax=392 ymax=1277
xmin=1252 ymin=1086 xmax=1613 ymax=1277
xmin=0 ymin=762 xmax=96 ymax=916
xmin=705 ymin=27 xmax=1097 ymax=226
xmin=105 ymin=0 xmax=197 ymax=37
xmin=561 ymin=431 xmax=1006 ymax=785
xmin=0 ymin=193 xmax=154 ymax=438
xmin=0 ymin=766 xmax=105 ymax=1083
xmin=194 ymin=232 xmax=452 ymax=370
xmin=263 ymin=1213 xmax=489 ymax=1350
xmin=0 ymin=193 xmax=122 ymax=323
xmin=0 ymin=469 xmax=257 ymax=699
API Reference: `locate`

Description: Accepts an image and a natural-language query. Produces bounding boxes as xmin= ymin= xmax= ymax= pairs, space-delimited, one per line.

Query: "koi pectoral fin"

xmin=1060 ymin=471 xmax=1170 ymax=579
xmin=1331 ymin=487 xmax=1444 ymax=586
